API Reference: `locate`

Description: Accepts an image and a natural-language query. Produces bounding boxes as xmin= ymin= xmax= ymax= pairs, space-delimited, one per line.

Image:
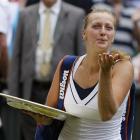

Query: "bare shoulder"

xmin=113 ymin=60 xmax=134 ymax=82
xmin=113 ymin=59 xmax=134 ymax=76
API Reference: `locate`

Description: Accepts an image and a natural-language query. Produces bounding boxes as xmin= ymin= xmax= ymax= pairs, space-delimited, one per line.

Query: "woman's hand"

xmin=98 ymin=53 xmax=120 ymax=72
xmin=22 ymin=110 xmax=53 ymax=125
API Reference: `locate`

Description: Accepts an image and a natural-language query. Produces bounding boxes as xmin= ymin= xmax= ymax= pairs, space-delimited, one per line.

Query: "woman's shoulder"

xmin=113 ymin=59 xmax=134 ymax=77
xmin=114 ymin=58 xmax=133 ymax=68
xmin=110 ymin=50 xmax=133 ymax=72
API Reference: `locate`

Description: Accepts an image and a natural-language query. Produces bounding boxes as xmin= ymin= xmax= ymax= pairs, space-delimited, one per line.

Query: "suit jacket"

xmin=8 ymin=2 xmax=85 ymax=100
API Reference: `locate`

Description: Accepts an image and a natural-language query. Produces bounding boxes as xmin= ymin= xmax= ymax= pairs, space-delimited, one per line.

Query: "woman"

xmin=32 ymin=7 xmax=134 ymax=140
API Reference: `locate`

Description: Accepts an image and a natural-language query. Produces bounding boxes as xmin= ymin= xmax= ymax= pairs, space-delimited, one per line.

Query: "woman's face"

xmin=83 ymin=12 xmax=115 ymax=52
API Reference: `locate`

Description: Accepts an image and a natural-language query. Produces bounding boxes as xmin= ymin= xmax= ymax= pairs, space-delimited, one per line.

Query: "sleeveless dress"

xmin=58 ymin=55 xmax=129 ymax=140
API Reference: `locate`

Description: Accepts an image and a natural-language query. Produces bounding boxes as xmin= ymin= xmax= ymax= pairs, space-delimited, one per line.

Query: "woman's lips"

xmin=97 ymin=39 xmax=107 ymax=43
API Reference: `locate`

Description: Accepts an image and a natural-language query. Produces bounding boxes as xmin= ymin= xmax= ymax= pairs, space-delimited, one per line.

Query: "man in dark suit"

xmin=8 ymin=0 xmax=85 ymax=140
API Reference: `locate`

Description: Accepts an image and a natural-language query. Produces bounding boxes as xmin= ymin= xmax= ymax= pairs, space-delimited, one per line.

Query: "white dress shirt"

xmin=35 ymin=0 xmax=62 ymax=80
xmin=38 ymin=0 xmax=61 ymax=42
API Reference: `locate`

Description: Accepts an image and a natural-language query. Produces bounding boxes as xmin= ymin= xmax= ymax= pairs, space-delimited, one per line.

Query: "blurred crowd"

xmin=0 ymin=0 xmax=140 ymax=140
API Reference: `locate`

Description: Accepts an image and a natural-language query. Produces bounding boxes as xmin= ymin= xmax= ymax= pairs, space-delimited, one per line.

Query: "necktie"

xmin=39 ymin=9 xmax=53 ymax=79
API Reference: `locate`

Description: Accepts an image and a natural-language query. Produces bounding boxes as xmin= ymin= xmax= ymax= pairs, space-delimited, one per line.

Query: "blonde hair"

xmin=83 ymin=6 xmax=117 ymax=30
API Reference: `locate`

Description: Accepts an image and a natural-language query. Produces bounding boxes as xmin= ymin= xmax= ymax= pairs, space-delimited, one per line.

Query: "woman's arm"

xmin=23 ymin=58 xmax=64 ymax=125
xmin=45 ymin=58 xmax=64 ymax=108
xmin=98 ymin=53 xmax=134 ymax=121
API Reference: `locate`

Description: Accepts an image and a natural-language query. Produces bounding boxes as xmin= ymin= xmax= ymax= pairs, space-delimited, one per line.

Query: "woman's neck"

xmin=83 ymin=54 xmax=100 ymax=74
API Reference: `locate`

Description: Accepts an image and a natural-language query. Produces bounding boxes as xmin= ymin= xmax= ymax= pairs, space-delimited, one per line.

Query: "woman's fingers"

xmin=113 ymin=53 xmax=120 ymax=62
xmin=22 ymin=110 xmax=49 ymax=125
xmin=98 ymin=53 xmax=114 ymax=66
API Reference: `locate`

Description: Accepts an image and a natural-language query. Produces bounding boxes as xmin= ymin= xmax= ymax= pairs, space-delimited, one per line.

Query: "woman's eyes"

xmin=92 ymin=25 xmax=100 ymax=29
xmin=92 ymin=25 xmax=113 ymax=30
xmin=106 ymin=26 xmax=113 ymax=30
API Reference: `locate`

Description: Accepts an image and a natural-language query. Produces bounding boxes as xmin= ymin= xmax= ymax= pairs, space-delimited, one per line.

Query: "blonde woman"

xmin=31 ymin=7 xmax=134 ymax=140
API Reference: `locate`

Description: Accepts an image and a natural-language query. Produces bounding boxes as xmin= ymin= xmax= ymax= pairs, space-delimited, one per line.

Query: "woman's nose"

xmin=100 ymin=26 xmax=106 ymax=33
xmin=100 ymin=27 xmax=106 ymax=35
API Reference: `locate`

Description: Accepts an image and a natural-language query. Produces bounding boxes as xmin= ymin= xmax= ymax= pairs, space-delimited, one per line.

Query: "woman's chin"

xmin=97 ymin=44 xmax=108 ymax=50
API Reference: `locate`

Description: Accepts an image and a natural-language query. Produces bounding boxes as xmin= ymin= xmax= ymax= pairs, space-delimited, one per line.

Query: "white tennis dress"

xmin=58 ymin=55 xmax=129 ymax=140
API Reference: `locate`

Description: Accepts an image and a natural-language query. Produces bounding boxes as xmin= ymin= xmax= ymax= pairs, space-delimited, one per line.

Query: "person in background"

xmin=132 ymin=8 xmax=140 ymax=84
xmin=8 ymin=0 xmax=85 ymax=140
xmin=0 ymin=1 xmax=26 ymax=140
xmin=31 ymin=7 xmax=134 ymax=140
xmin=0 ymin=0 xmax=26 ymax=60
xmin=0 ymin=5 xmax=9 ymax=140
